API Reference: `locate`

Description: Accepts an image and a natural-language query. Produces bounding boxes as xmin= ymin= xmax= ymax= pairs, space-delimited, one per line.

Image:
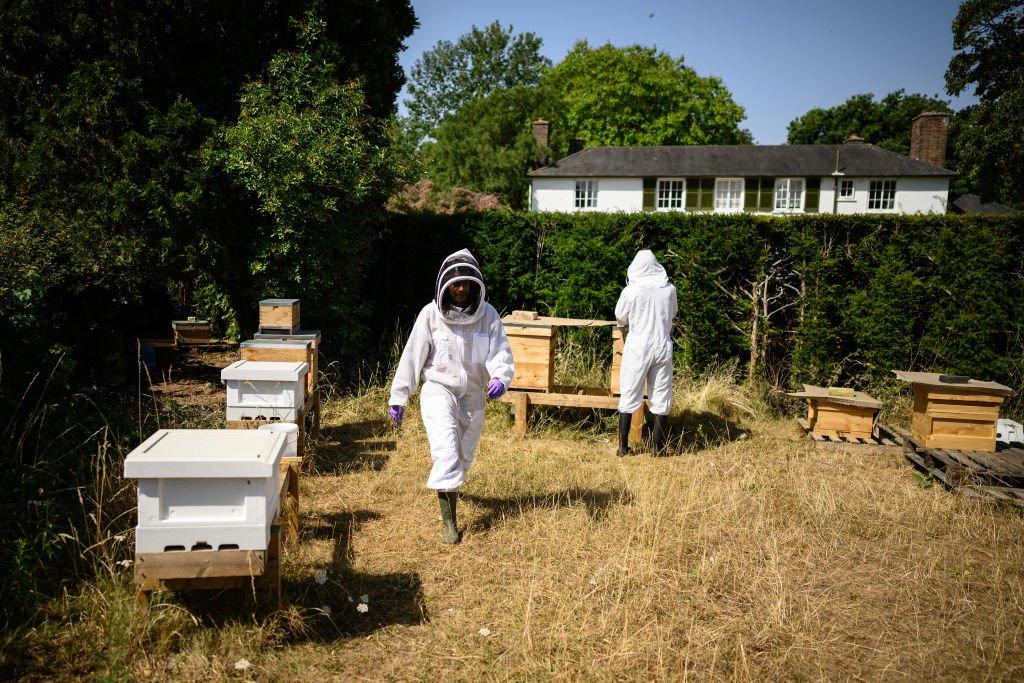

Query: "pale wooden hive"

xmin=787 ymin=384 xmax=881 ymax=440
xmin=259 ymin=298 xmax=300 ymax=334
xmin=895 ymin=371 xmax=1013 ymax=452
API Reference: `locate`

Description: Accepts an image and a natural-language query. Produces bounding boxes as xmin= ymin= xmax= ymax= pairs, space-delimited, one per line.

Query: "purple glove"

xmin=486 ymin=378 xmax=506 ymax=399
xmin=388 ymin=405 xmax=405 ymax=428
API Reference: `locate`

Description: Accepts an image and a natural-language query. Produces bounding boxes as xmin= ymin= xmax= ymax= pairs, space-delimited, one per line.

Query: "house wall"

xmin=531 ymin=176 xmax=951 ymax=214
xmin=817 ymin=176 xmax=950 ymax=214
xmin=531 ymin=177 xmax=643 ymax=212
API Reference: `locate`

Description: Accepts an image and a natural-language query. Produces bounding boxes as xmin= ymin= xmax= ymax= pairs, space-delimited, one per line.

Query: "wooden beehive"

xmin=610 ymin=327 xmax=626 ymax=395
xmin=787 ymin=384 xmax=881 ymax=440
xmin=240 ymin=339 xmax=315 ymax=398
xmin=504 ymin=322 xmax=556 ymax=392
xmin=259 ymin=298 xmax=300 ymax=334
xmin=171 ymin=319 xmax=211 ymax=345
xmin=254 ymin=330 xmax=321 ymax=401
xmin=895 ymin=371 xmax=1012 ymax=452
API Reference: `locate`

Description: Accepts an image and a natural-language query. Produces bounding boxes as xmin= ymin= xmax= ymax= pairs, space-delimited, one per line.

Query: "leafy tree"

xmin=945 ymin=0 xmax=1024 ymax=206
xmin=425 ymin=85 xmax=561 ymax=208
xmin=540 ymin=41 xmax=752 ymax=146
xmin=404 ymin=21 xmax=551 ymax=142
xmin=786 ymin=90 xmax=951 ymax=154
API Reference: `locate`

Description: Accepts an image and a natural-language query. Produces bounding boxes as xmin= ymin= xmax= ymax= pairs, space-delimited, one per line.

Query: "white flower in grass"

xmin=321 ymin=605 xmax=331 ymax=616
xmin=313 ymin=570 xmax=327 ymax=585
xmin=478 ymin=627 xmax=492 ymax=637
xmin=356 ymin=602 xmax=369 ymax=613
xmin=113 ymin=534 xmax=126 ymax=542
xmin=117 ymin=559 xmax=133 ymax=568
xmin=359 ymin=594 xmax=369 ymax=604
xmin=588 ymin=578 xmax=597 ymax=586
xmin=234 ymin=658 xmax=251 ymax=671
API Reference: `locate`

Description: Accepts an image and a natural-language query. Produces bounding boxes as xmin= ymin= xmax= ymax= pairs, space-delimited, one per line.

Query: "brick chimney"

xmin=531 ymin=119 xmax=550 ymax=148
xmin=910 ymin=111 xmax=949 ymax=168
xmin=568 ymin=138 xmax=585 ymax=155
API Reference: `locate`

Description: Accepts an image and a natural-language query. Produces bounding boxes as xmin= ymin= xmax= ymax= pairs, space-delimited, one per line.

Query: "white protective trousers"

xmin=420 ymin=380 xmax=485 ymax=491
xmin=617 ymin=337 xmax=674 ymax=415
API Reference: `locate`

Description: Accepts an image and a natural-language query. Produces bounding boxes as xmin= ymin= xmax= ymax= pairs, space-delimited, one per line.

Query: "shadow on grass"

xmin=462 ymin=486 xmax=634 ymax=532
xmin=312 ymin=418 xmax=394 ymax=473
xmin=661 ymin=409 xmax=750 ymax=456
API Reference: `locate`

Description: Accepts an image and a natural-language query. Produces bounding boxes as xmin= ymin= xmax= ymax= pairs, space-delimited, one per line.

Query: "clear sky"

xmin=397 ymin=0 xmax=977 ymax=144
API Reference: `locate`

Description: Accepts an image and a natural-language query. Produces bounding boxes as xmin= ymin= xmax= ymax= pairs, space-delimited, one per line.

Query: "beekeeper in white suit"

xmin=614 ymin=250 xmax=678 ymax=456
xmin=388 ymin=249 xmax=515 ymax=544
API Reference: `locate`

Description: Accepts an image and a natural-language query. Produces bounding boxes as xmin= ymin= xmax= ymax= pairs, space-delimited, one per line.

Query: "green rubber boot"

xmin=616 ymin=412 xmax=632 ymax=456
xmin=438 ymin=491 xmax=460 ymax=544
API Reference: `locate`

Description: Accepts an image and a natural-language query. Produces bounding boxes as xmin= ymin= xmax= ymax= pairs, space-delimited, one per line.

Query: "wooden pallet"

xmin=890 ymin=425 xmax=1024 ymax=503
xmin=135 ymin=514 xmax=281 ymax=608
xmin=795 ymin=417 xmax=903 ymax=454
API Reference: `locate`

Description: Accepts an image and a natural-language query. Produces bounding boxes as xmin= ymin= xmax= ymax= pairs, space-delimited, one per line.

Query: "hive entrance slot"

xmin=218 ymin=543 xmax=239 ymax=550
xmin=190 ymin=542 xmax=213 ymax=551
xmin=164 ymin=545 xmax=186 ymax=552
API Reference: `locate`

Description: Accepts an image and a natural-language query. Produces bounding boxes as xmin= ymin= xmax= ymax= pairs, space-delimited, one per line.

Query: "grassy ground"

xmin=6 ymin=352 xmax=1024 ymax=680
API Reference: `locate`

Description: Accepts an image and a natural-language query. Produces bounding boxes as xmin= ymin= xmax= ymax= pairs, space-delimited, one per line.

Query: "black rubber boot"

xmin=438 ymin=491 xmax=460 ymax=544
xmin=616 ymin=412 xmax=632 ymax=456
xmin=650 ymin=413 xmax=669 ymax=456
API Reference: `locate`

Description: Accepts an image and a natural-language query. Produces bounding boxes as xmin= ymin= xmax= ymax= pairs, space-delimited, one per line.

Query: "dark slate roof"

xmin=951 ymin=194 xmax=1020 ymax=214
xmin=529 ymin=143 xmax=956 ymax=178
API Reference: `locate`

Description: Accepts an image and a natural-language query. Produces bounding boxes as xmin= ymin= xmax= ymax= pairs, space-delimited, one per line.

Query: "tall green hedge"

xmin=373 ymin=212 xmax=1024 ymax=390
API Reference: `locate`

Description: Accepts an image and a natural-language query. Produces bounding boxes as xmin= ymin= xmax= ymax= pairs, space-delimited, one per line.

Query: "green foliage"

xmin=945 ymin=0 xmax=1024 ymax=206
xmin=786 ymin=90 xmax=951 ymax=154
xmin=425 ymin=85 xmax=560 ymax=208
xmin=404 ymin=21 xmax=551 ymax=143
xmin=540 ymin=42 xmax=752 ymax=147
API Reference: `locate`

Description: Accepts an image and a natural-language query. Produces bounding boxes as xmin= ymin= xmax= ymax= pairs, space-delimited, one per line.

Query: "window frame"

xmin=773 ymin=177 xmax=805 ymax=212
xmin=838 ymin=178 xmax=855 ymax=201
xmin=574 ymin=179 xmax=598 ymax=210
xmin=713 ymin=177 xmax=744 ymax=212
xmin=656 ymin=178 xmax=686 ymax=211
xmin=867 ymin=179 xmax=897 ymax=211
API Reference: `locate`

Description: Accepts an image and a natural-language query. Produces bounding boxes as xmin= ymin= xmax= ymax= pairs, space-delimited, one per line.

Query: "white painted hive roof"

xmin=123 ymin=429 xmax=286 ymax=478
xmin=220 ymin=360 xmax=309 ymax=381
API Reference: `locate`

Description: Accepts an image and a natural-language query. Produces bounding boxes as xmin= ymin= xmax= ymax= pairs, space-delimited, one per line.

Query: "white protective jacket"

xmin=389 ymin=249 xmax=515 ymax=412
xmin=614 ymin=250 xmax=678 ymax=414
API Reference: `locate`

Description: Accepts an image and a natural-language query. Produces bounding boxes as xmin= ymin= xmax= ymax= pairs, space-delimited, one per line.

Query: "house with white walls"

xmin=528 ymin=113 xmax=954 ymax=214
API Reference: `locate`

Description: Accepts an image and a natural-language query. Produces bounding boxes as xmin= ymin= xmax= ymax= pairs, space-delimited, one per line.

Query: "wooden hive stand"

xmin=894 ymin=371 xmax=1013 ymax=453
xmin=499 ymin=311 xmax=646 ymax=447
xmin=136 ymin=513 xmax=281 ymax=609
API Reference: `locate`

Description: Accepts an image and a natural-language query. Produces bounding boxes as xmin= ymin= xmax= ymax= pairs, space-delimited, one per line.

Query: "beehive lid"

xmin=240 ymin=339 xmax=311 ymax=350
xmin=123 ymin=429 xmax=286 ymax=478
xmin=171 ymin=320 xmax=210 ymax=326
xmin=787 ymin=384 xmax=882 ymax=409
xmin=221 ymin=360 xmax=308 ymax=381
xmin=260 ymin=298 xmax=299 ymax=306
xmin=254 ymin=330 xmax=321 ymax=342
xmin=892 ymin=371 xmax=1013 ymax=396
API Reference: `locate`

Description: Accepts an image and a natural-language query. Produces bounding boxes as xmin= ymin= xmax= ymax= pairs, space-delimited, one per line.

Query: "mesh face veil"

xmin=434 ymin=249 xmax=486 ymax=324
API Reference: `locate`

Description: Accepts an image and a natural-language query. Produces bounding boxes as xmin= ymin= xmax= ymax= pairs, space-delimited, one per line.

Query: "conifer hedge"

xmin=372 ymin=212 xmax=1024 ymax=391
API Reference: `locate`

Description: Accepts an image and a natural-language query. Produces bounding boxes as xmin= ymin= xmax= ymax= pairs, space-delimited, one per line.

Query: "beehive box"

xmin=124 ymin=429 xmax=286 ymax=553
xmin=221 ymin=360 xmax=308 ymax=421
xmin=240 ymin=339 xmax=315 ymax=397
xmin=254 ymin=330 xmax=321 ymax=397
xmin=895 ymin=371 xmax=1013 ymax=452
xmin=787 ymin=384 xmax=881 ymax=440
xmin=259 ymin=298 xmax=300 ymax=334
xmin=610 ymin=327 xmax=626 ymax=395
xmin=504 ymin=322 xmax=556 ymax=392
xmin=171 ymin=319 xmax=211 ymax=345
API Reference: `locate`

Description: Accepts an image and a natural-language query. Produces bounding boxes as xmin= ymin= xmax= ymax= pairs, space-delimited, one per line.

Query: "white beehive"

xmin=221 ymin=360 xmax=308 ymax=421
xmin=124 ymin=429 xmax=286 ymax=554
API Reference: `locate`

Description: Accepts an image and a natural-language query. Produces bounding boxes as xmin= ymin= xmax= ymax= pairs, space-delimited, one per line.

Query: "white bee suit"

xmin=615 ymin=250 xmax=678 ymax=416
xmin=389 ymin=249 xmax=515 ymax=491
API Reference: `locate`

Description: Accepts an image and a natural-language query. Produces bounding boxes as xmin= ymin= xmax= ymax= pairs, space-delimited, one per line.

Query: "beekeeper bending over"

xmin=614 ymin=250 xmax=678 ymax=456
xmin=388 ymin=249 xmax=514 ymax=544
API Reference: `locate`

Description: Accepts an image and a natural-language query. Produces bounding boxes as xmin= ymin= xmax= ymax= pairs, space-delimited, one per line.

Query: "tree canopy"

xmin=403 ymin=21 xmax=550 ymax=142
xmin=945 ymin=0 xmax=1024 ymax=206
xmin=540 ymin=41 xmax=752 ymax=147
xmin=786 ymin=90 xmax=951 ymax=155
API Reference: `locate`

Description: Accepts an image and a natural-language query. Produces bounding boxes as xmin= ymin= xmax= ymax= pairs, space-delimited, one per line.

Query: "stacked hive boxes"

xmin=124 ymin=429 xmax=286 ymax=553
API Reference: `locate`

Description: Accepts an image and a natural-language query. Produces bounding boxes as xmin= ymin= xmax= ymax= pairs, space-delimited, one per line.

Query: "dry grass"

xmin=8 ymin=352 xmax=1024 ymax=681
